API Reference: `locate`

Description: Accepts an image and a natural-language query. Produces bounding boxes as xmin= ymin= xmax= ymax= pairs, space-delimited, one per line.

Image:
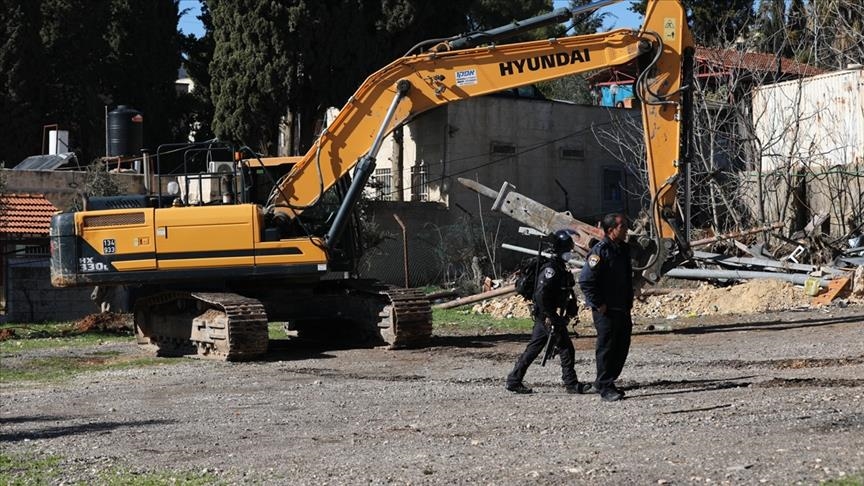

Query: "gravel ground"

xmin=2 ymin=305 xmax=863 ymax=484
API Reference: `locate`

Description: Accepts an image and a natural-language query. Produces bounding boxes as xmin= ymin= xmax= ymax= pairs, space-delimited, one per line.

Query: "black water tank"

xmin=107 ymin=105 xmax=144 ymax=156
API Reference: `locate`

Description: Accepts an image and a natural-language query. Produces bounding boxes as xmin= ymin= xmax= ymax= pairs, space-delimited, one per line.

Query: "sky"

xmin=178 ymin=0 xmax=642 ymax=38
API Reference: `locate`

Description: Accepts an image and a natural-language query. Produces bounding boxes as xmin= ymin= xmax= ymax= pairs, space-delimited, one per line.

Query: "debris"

xmin=689 ymin=223 xmax=785 ymax=247
xmin=811 ymin=276 xmax=851 ymax=307
xmin=852 ymin=266 xmax=864 ymax=300
xmin=73 ymin=313 xmax=133 ymax=335
xmin=0 ymin=328 xmax=15 ymax=341
xmin=473 ymin=279 xmax=813 ymax=320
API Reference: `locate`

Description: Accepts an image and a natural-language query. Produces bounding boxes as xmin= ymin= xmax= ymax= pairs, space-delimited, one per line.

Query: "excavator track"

xmin=378 ymin=288 xmax=433 ymax=349
xmin=134 ymin=291 xmax=268 ymax=361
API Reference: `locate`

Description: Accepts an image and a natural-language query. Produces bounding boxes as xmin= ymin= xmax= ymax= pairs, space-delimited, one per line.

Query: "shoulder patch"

xmin=544 ymin=267 xmax=556 ymax=279
xmin=587 ymin=254 xmax=601 ymax=268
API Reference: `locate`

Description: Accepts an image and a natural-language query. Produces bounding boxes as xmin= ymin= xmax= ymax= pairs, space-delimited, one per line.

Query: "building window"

xmin=490 ymin=142 xmax=516 ymax=155
xmin=560 ymin=147 xmax=584 ymax=160
xmin=602 ymin=168 xmax=623 ymax=203
xmin=372 ymin=168 xmax=392 ymax=201
xmin=411 ymin=163 xmax=428 ymax=202
xmin=23 ymin=244 xmax=49 ymax=256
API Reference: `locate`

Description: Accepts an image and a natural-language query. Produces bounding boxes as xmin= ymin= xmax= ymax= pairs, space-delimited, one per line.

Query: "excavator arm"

xmin=263 ymin=0 xmax=694 ymax=268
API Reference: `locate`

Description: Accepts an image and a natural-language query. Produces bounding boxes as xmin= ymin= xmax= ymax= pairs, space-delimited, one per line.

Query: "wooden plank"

xmin=811 ymin=277 xmax=851 ymax=306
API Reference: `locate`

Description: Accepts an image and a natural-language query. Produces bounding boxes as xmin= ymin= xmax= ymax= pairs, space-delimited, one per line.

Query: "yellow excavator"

xmin=50 ymin=0 xmax=693 ymax=360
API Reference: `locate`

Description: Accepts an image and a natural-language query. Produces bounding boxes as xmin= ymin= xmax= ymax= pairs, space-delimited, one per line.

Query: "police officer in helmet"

xmin=505 ymin=229 xmax=591 ymax=395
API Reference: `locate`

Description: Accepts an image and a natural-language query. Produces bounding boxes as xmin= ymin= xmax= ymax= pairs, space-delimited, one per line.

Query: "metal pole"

xmin=326 ymin=80 xmax=411 ymax=248
xmin=393 ymin=214 xmax=409 ymax=288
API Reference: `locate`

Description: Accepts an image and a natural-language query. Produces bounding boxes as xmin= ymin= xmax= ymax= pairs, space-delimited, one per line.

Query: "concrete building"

xmin=369 ymin=94 xmax=640 ymax=221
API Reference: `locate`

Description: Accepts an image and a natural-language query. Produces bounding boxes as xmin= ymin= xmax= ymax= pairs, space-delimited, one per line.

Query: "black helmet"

xmin=550 ymin=229 xmax=575 ymax=254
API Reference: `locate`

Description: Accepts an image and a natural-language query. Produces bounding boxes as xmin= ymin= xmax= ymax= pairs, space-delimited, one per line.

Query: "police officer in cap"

xmin=579 ymin=213 xmax=634 ymax=402
xmin=506 ymin=229 xmax=591 ymax=395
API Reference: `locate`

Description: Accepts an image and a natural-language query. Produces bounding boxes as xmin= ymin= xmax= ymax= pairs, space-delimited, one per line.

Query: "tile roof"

xmin=588 ymin=47 xmax=824 ymax=84
xmin=696 ymin=47 xmax=824 ymax=77
xmin=0 ymin=194 xmax=58 ymax=236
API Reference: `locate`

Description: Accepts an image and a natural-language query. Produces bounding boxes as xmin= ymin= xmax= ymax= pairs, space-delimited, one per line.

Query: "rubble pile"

xmin=472 ymin=279 xmax=831 ymax=321
xmin=472 ymin=296 xmax=533 ymax=319
xmin=633 ymin=280 xmax=810 ymax=318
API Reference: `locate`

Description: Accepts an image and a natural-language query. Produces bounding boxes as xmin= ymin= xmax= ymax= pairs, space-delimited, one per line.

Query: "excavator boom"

xmin=50 ymin=0 xmax=693 ymax=359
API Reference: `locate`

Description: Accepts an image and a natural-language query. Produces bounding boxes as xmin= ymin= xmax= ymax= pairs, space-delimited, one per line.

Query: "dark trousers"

xmin=507 ymin=318 xmax=578 ymax=387
xmin=592 ymin=309 xmax=633 ymax=391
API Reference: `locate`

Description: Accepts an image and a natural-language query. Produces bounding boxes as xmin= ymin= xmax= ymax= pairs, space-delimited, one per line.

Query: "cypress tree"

xmin=181 ymin=3 xmax=215 ymax=142
xmin=39 ymin=0 xmax=111 ymax=162
xmin=209 ymin=0 xmax=294 ymax=154
xmin=631 ymin=0 xmax=755 ymax=47
xmin=104 ymin=0 xmax=182 ymax=152
xmin=0 ymin=0 xmax=45 ymax=165
xmin=753 ymin=0 xmax=787 ymax=55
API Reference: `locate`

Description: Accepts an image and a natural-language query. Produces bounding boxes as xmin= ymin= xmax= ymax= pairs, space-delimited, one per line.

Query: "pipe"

xmin=503 ymin=242 xmax=833 ymax=287
xmin=433 ymin=285 xmax=517 ymax=310
xmin=665 ymin=268 xmax=831 ymax=287
xmin=446 ymin=0 xmax=623 ymax=50
xmin=326 ymin=80 xmax=410 ymax=248
xmin=692 ymin=250 xmax=846 ymax=276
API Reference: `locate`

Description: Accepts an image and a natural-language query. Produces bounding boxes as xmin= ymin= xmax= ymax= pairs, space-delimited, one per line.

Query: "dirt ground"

xmin=2 ymin=303 xmax=864 ymax=484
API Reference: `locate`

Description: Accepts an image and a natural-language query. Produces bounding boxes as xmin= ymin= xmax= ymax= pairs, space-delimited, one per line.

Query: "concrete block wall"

xmin=4 ymin=258 xmax=96 ymax=323
xmin=2 ymin=169 xmax=147 ymax=211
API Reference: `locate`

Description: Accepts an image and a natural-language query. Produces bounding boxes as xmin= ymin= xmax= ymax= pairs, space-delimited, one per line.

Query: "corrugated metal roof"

xmin=0 ymin=194 xmax=58 ymax=236
xmin=14 ymin=152 xmax=79 ymax=171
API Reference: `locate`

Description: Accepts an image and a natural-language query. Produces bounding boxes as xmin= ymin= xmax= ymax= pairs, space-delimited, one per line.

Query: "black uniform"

xmin=506 ymin=257 xmax=579 ymax=389
xmin=578 ymin=236 xmax=634 ymax=393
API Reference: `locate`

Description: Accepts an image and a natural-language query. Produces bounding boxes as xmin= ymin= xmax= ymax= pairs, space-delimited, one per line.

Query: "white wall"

xmin=753 ymin=67 xmax=864 ymax=171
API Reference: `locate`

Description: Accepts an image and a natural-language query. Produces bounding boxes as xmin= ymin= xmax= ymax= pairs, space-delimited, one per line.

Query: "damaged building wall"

xmin=741 ymin=66 xmax=864 ymax=238
xmin=738 ymin=162 xmax=864 ymax=238
xmin=373 ymin=96 xmax=641 ymax=218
